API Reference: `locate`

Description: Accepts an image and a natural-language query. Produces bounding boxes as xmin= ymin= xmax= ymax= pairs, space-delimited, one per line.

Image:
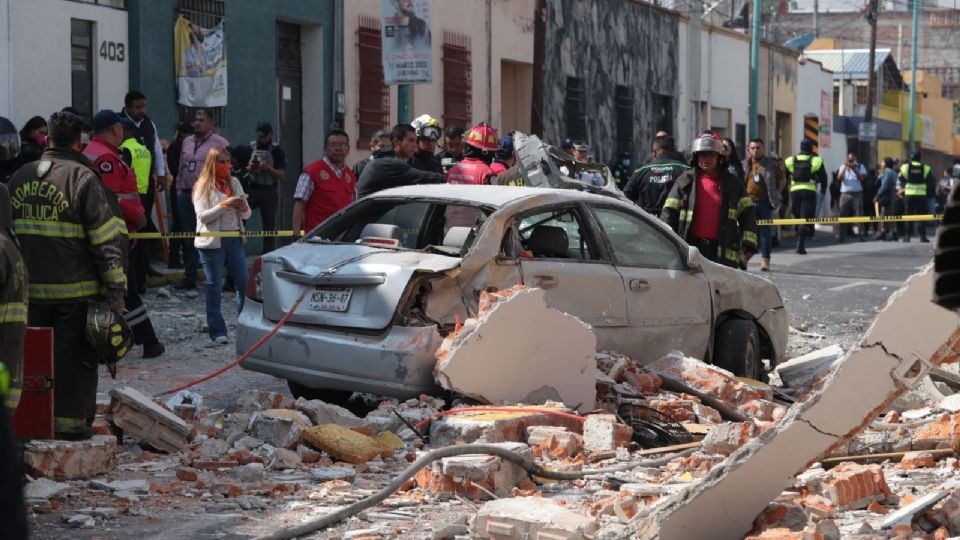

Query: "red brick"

xmin=702 ymin=422 xmax=758 ymax=455
xmin=414 ymin=442 xmax=532 ymax=499
xmin=647 ymin=353 xmax=739 ymax=402
xmin=91 ymin=416 xmax=113 ymax=436
xmin=23 ymin=436 xmax=116 ymax=480
xmin=912 ymin=413 xmax=960 ymax=450
xmin=899 ymin=451 xmax=936 ymax=469
xmin=176 ymin=468 xmax=198 ymax=481
xmin=882 ymin=410 xmax=901 ymax=423
xmin=646 ymin=399 xmax=696 ymax=423
xmin=867 ymin=501 xmax=889 ymax=514
xmin=819 ymin=463 xmax=890 ymax=511
xmin=623 ymin=369 xmax=661 ymax=395
xmin=745 ymin=528 xmax=822 ymax=540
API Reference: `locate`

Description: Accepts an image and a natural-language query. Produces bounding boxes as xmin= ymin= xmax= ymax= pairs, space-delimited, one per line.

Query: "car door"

xmin=513 ymin=205 xmax=628 ymax=340
xmin=588 ymin=204 xmax=713 ymax=362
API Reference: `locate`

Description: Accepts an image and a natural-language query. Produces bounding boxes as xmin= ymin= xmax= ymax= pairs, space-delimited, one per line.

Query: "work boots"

xmin=796 ymin=238 xmax=807 ymax=255
xmin=760 ymin=257 xmax=770 ymax=272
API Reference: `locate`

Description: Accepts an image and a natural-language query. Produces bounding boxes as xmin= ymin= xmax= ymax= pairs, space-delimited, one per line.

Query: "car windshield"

xmin=307 ymin=198 xmax=493 ymax=255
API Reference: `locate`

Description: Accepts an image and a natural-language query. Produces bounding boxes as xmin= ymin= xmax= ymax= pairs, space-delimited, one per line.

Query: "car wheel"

xmin=713 ymin=318 xmax=761 ymax=380
xmin=287 ymin=381 xmax=353 ymax=404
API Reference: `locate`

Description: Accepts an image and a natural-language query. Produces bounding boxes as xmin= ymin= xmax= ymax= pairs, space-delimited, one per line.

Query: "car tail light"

xmin=246 ymin=257 xmax=263 ymax=302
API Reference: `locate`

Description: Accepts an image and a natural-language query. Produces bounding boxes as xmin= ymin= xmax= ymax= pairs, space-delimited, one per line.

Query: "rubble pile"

xmin=24 ymin=269 xmax=960 ymax=539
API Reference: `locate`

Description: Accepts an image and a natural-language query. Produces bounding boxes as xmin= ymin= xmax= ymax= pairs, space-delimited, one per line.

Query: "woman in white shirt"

xmin=192 ymin=147 xmax=252 ymax=345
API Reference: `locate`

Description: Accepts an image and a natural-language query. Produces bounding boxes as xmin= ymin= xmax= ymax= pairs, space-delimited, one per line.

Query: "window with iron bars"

xmin=177 ymin=0 xmax=225 ymax=129
xmin=357 ymin=17 xmax=389 ymax=150
xmin=615 ymin=86 xmax=633 ymax=157
xmin=442 ymin=32 xmax=472 ymax=131
xmin=564 ymin=77 xmax=587 ymax=143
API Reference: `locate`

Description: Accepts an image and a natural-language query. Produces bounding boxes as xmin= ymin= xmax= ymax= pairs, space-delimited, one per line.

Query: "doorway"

xmin=277 ymin=21 xmax=303 ymax=241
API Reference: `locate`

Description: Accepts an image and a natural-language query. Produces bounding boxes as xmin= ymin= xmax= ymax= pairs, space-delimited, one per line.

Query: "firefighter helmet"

xmin=691 ymin=133 xmax=723 ymax=156
xmin=411 ymin=114 xmax=441 ymax=141
xmin=0 ymin=116 xmax=20 ymax=162
xmin=464 ymin=122 xmax=500 ymax=153
xmin=86 ymin=302 xmax=132 ymax=367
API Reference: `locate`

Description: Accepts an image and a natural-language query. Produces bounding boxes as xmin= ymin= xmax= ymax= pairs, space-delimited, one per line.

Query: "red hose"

xmin=413 ymin=406 xmax=586 ymax=432
xmin=155 ymin=288 xmax=309 ymax=398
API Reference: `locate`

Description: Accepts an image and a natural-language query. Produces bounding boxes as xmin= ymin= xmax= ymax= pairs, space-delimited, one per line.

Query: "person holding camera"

xmin=835 ymin=152 xmax=867 ymax=242
xmin=246 ymin=122 xmax=286 ymax=254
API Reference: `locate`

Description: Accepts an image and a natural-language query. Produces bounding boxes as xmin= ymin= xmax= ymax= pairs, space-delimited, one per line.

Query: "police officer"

xmin=9 ymin=111 xmax=128 ymax=440
xmin=246 ymin=122 xmax=286 ymax=254
xmin=623 ymin=135 xmax=690 ymax=215
xmin=899 ymin=150 xmax=935 ymax=243
xmin=661 ymin=133 xmax=758 ymax=269
xmin=784 ymin=138 xmax=827 ymax=254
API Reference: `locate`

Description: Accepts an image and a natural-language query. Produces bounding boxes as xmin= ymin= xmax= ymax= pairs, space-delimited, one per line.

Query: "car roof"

xmin=370 ymin=184 xmax=619 ymax=208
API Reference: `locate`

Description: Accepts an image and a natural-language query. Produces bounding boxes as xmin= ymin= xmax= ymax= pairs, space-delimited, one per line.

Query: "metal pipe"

xmin=750 ymin=0 xmax=761 ymax=138
xmin=908 ymin=0 xmax=919 ymax=155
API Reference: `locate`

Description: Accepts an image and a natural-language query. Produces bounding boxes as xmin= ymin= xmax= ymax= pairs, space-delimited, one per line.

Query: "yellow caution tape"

xmin=130 ymin=230 xmax=298 ymax=239
xmin=757 ymin=214 xmax=941 ymax=226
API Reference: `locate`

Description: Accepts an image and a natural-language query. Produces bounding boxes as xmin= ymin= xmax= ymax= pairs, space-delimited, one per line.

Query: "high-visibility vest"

xmin=900 ymin=161 xmax=930 ymax=197
xmin=784 ymin=154 xmax=822 ymax=192
xmin=120 ymin=138 xmax=151 ymax=195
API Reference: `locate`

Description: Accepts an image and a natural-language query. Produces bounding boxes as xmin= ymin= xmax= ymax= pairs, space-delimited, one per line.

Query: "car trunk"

xmin=260 ymin=244 xmax=461 ymax=330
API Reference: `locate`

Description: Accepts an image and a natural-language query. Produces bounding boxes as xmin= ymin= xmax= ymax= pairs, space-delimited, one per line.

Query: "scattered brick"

xmin=818 ymin=463 xmax=891 ymax=511
xmin=583 ymin=414 xmax=632 ymax=453
xmin=701 ymin=422 xmax=759 ymax=455
xmin=175 ymin=468 xmax=198 ymax=481
xmin=415 ymin=442 xmax=533 ymax=499
xmin=899 ymin=451 xmax=936 ymax=469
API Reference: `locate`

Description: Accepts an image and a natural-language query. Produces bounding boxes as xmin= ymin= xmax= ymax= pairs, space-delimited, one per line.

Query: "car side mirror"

xmin=687 ymin=245 xmax=702 ymax=270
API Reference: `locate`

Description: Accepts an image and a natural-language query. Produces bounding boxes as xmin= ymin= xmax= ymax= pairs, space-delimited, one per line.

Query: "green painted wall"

xmin=128 ymin=0 xmax=335 ymax=143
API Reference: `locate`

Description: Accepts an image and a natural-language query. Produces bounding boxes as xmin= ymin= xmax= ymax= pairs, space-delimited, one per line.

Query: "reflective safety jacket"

xmin=0 ymin=213 xmax=26 ymax=411
xmin=900 ymin=160 xmax=932 ymax=197
xmin=446 ymin=157 xmax=496 ymax=185
xmin=8 ymin=148 xmax=128 ymax=305
xmin=660 ymin=168 xmax=758 ymax=269
xmin=119 ymin=137 xmax=151 ymax=195
xmin=784 ymin=153 xmax=825 ymax=192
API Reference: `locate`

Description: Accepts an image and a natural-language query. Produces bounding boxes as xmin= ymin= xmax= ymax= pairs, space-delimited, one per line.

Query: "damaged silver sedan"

xmin=238 ymin=185 xmax=788 ymax=400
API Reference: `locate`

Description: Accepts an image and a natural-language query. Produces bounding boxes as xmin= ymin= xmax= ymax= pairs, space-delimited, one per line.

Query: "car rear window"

xmin=310 ymin=199 xmax=491 ymax=252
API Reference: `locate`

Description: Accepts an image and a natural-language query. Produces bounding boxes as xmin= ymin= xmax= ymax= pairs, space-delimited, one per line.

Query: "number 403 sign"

xmin=99 ymin=41 xmax=126 ymax=62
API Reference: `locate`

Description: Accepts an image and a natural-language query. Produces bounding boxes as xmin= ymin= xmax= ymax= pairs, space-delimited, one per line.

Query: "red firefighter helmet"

xmin=464 ymin=122 xmax=500 ymax=153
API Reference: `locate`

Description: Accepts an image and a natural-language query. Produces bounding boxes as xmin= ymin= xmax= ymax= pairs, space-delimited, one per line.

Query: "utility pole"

xmin=813 ymin=0 xmax=819 ymax=38
xmin=862 ymin=0 xmax=879 ymax=168
xmin=749 ymin=0 xmax=761 ymax=138
xmin=907 ymin=0 xmax=920 ymax=156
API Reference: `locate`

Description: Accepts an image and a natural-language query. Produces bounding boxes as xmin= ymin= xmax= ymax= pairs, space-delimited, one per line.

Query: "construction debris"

xmin=109 ymin=386 xmax=192 ymax=453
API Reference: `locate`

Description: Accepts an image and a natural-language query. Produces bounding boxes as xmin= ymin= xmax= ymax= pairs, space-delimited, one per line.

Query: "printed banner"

xmin=174 ymin=15 xmax=227 ymax=107
xmin=381 ymin=0 xmax=432 ymax=85
xmin=819 ymin=90 xmax=832 ymax=148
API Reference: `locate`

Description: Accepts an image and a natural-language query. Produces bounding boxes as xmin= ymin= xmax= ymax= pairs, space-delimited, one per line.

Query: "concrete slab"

xmin=435 ymin=287 xmax=597 ymax=412
xmin=635 ymin=265 xmax=960 ymax=540
xmin=773 ymin=344 xmax=844 ymax=389
xmin=248 ymin=409 xmax=312 ymax=449
xmin=23 ymin=436 xmax=117 ymax=480
xmin=109 ymin=386 xmax=191 ymax=453
xmin=473 ymin=496 xmax=599 ymax=539
xmin=429 ymin=405 xmax=582 ymax=447
xmin=415 ymin=442 xmax=533 ymax=499
xmin=23 ymin=478 xmax=71 ymax=502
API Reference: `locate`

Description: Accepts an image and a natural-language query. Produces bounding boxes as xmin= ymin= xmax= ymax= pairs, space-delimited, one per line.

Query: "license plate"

xmin=308 ymin=287 xmax=353 ymax=312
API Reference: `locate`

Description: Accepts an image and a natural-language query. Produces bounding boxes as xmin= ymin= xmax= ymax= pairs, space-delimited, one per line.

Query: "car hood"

xmin=513 ymin=132 xmax=631 ymax=202
xmin=259 ymin=243 xmax=461 ymax=329
xmin=700 ymin=260 xmax=784 ymax=317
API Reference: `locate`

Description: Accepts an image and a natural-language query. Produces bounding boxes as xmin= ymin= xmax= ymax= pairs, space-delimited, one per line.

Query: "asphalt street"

xmin=746 ymin=224 xmax=937 ymax=351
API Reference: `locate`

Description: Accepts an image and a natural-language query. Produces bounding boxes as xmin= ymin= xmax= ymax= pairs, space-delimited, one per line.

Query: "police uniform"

xmin=900 ymin=159 xmax=934 ymax=242
xmin=623 ymin=156 xmax=691 ymax=215
xmin=247 ymin=140 xmax=286 ymax=253
xmin=8 ymin=147 xmax=128 ymax=439
xmin=784 ymin=151 xmax=826 ymax=253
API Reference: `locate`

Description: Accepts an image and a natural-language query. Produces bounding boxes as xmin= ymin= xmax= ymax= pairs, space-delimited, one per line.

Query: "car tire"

xmin=713 ymin=318 xmax=761 ymax=380
xmin=287 ymin=381 xmax=353 ymax=404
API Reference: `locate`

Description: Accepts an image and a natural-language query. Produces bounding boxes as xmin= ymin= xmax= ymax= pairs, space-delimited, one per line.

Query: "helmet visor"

xmin=418 ymin=126 xmax=441 ymax=141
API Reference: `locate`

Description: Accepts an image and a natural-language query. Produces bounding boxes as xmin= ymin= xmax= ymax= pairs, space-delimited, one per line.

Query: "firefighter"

xmin=660 ymin=132 xmax=758 ymax=269
xmin=899 ymin=150 xmax=935 ymax=243
xmin=445 ymin=122 xmax=499 ymax=186
xmin=784 ymin=138 xmax=827 ymax=254
xmin=8 ymin=111 xmax=128 ymax=440
xmin=85 ymin=111 xmax=164 ymax=358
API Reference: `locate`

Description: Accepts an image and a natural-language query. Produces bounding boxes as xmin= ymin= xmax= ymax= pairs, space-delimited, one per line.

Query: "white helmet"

xmin=691 ymin=133 xmax=723 ymax=155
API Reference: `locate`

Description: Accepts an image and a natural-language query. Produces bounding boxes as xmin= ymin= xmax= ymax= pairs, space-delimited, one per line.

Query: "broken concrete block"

xmin=109 ymin=386 xmax=191 ymax=453
xmin=23 ymin=436 xmax=116 ymax=480
xmin=701 ymin=422 xmax=759 ymax=455
xmin=635 ymin=266 xmax=960 ymax=540
xmin=89 ymin=479 xmax=150 ymax=494
xmin=415 ymin=442 xmax=533 ymax=499
xmin=23 ymin=478 xmax=72 ymax=502
xmin=583 ymin=414 xmax=632 ymax=453
xmin=229 ymin=462 xmax=267 ymax=483
xmin=199 ymin=437 xmax=230 ymax=459
xmin=429 ymin=405 xmax=582 ymax=447
xmin=527 ymin=426 xmax=583 ymax=458
xmin=749 ymin=501 xmax=811 ymax=536
xmin=248 ymin=409 xmax=312 ymax=450
xmin=623 ymin=369 xmax=662 ymax=395
xmin=473 ymin=496 xmax=599 ymax=539
xmin=301 ymin=424 xmax=386 ymax=464
xmin=647 ymin=352 xmax=739 ymax=402
xmin=899 ymin=451 xmax=937 ymax=469
xmin=773 ymin=344 xmax=844 ymax=389
xmin=435 ymin=287 xmax=597 ymax=412
xmin=911 ymin=413 xmax=960 ymax=450
xmin=230 ymin=390 xmax=294 ymax=413
xmin=294 ymin=397 xmax=363 ymax=428
xmin=269 ymin=447 xmax=302 ymax=470
xmin=819 ymin=463 xmax=891 ymax=511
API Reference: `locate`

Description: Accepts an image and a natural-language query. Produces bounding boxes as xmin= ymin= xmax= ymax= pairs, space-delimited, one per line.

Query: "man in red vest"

xmin=292 ymin=129 xmax=356 ymax=236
